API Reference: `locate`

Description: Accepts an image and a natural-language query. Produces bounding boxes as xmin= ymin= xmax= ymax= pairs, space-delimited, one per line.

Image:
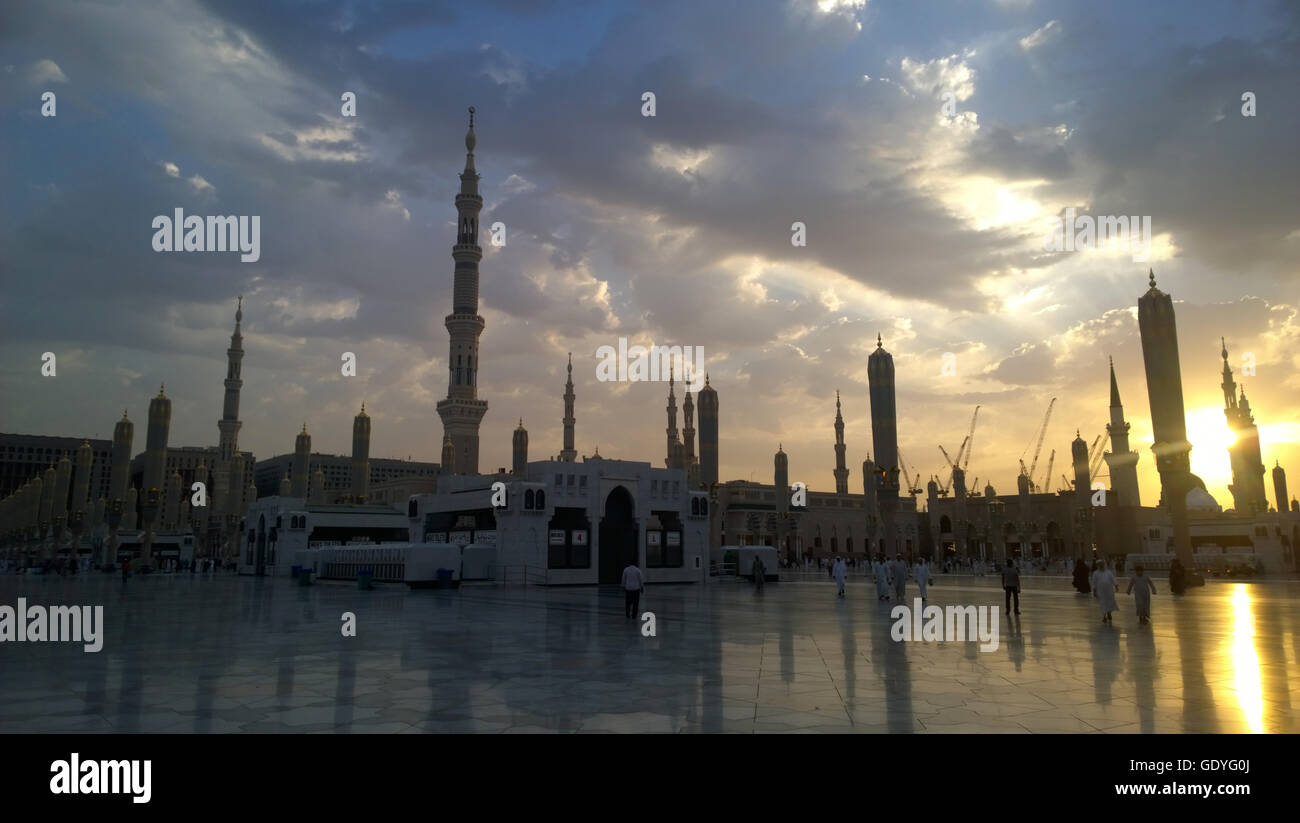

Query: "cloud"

xmin=1019 ymin=20 xmax=1061 ymax=51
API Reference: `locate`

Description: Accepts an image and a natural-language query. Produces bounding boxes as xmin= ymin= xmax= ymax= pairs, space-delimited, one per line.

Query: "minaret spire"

xmin=1104 ymin=356 xmax=1140 ymax=506
xmin=665 ymin=371 xmax=679 ymax=468
xmin=833 ymin=390 xmax=849 ymax=494
xmin=436 ymin=106 xmax=489 ymax=474
xmin=560 ymin=352 xmax=577 ymax=462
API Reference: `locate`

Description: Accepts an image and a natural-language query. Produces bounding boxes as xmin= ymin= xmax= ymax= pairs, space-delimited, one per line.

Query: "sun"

xmin=1185 ymin=406 xmax=1235 ymax=495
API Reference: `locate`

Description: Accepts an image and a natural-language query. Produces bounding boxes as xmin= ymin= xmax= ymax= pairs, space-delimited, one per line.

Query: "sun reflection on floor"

xmin=1230 ymin=586 xmax=1264 ymax=734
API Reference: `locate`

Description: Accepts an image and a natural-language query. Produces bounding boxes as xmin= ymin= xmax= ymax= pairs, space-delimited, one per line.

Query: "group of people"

xmin=1073 ymin=556 xmax=1182 ymax=625
xmin=820 ymin=554 xmax=937 ymax=602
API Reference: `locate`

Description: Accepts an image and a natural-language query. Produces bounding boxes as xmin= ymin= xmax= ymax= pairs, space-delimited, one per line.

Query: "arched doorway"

xmin=255 ymin=514 xmax=267 ymax=576
xmin=598 ymin=486 xmax=638 ymax=584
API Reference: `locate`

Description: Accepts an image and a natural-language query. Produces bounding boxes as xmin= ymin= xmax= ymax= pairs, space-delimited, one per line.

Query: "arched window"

xmin=700 ymin=499 xmax=708 ymax=515
xmin=940 ymin=515 xmax=952 ymax=533
xmin=407 ymin=498 xmax=418 ymax=518
xmin=691 ymin=498 xmax=700 ymax=515
xmin=535 ymin=490 xmax=545 ymax=510
xmin=525 ymin=489 xmax=535 ymax=510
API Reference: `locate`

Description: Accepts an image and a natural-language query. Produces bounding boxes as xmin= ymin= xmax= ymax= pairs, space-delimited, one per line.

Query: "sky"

xmin=2 ymin=0 xmax=1298 ymax=511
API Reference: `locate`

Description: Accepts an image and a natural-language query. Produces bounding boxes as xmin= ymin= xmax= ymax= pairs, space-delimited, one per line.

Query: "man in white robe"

xmin=913 ymin=559 xmax=932 ymax=600
xmin=832 ymin=556 xmax=847 ymax=598
xmin=890 ymin=554 xmax=908 ymax=602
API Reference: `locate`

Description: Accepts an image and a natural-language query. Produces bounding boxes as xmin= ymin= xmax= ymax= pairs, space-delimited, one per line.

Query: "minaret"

xmin=110 ymin=410 xmax=133 ymax=502
xmin=218 ymin=297 xmax=244 ymax=471
xmin=683 ymin=384 xmax=696 ymax=464
xmin=833 ymin=390 xmax=849 ymax=494
xmin=1103 ymin=357 xmax=1141 ymax=507
xmin=1271 ymin=462 xmax=1287 ymax=514
xmin=775 ymin=445 xmax=789 ymax=516
xmin=1137 ymin=270 xmax=1193 ymax=567
xmin=311 ymin=465 xmax=326 ymax=504
xmin=665 ymin=373 xmax=679 ymax=468
xmin=145 ymin=384 xmax=172 ymax=493
xmin=560 ymin=353 xmax=577 ymax=462
xmin=73 ymin=439 xmax=93 ymax=514
xmin=52 ymin=453 xmax=72 ymax=538
xmin=291 ymin=424 xmax=311 ymax=498
xmin=436 ymin=107 xmax=489 ymax=475
xmin=697 ymin=374 xmax=719 ymax=488
xmin=351 ymin=404 xmax=371 ymax=503
xmin=280 ymin=473 xmax=292 ymax=498
xmin=513 ymin=419 xmax=529 ymax=476
xmin=1071 ymin=430 xmax=1091 ymax=506
xmin=1221 ymin=340 xmax=1267 ymax=514
xmin=867 ymin=335 xmax=900 ymax=554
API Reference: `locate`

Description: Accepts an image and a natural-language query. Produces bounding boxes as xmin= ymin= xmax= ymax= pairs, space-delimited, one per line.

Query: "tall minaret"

xmin=436 ymin=107 xmax=489 ymax=475
xmin=291 ymin=424 xmax=311 ymax=498
xmin=867 ymin=335 xmax=900 ymax=555
xmin=665 ymin=373 xmax=679 ymax=468
xmin=218 ymin=297 xmax=244 ymax=471
xmin=351 ymin=404 xmax=371 ymax=503
xmin=513 ymin=419 xmax=529 ymax=476
xmin=1221 ymin=340 xmax=1267 ymax=514
xmin=144 ymin=384 xmax=172 ymax=493
xmin=560 ymin=353 xmax=577 ymax=462
xmin=683 ymin=384 xmax=696 ymax=466
xmin=73 ymin=439 xmax=93 ymax=514
xmin=440 ymin=435 xmax=455 ymax=476
xmin=1103 ymin=357 xmax=1141 ymax=507
xmin=110 ymin=410 xmax=133 ymax=502
xmin=1071 ymin=430 xmax=1091 ymax=506
xmin=775 ymin=445 xmax=789 ymax=516
xmin=1273 ymin=462 xmax=1288 ymax=514
xmin=833 ymin=390 xmax=849 ymax=494
xmin=1137 ymin=270 xmax=1193 ymax=567
xmin=697 ymin=375 xmax=718 ymax=488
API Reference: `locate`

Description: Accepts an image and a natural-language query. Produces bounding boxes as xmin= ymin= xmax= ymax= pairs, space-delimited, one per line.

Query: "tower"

xmin=683 ymin=385 xmax=696 ymax=466
xmin=1221 ymin=340 xmax=1268 ymax=514
xmin=1273 ymin=462 xmax=1288 ymax=515
xmin=775 ymin=445 xmax=789 ymax=516
xmin=1103 ymin=357 xmax=1141 ymax=506
xmin=145 ymin=385 xmax=172 ymax=493
xmin=665 ymin=373 xmax=679 ymax=468
xmin=73 ymin=439 xmax=93 ymax=514
xmin=833 ymin=390 xmax=849 ymax=495
xmin=1071 ymin=430 xmax=1091 ymax=506
xmin=110 ymin=410 xmax=133 ymax=502
xmin=867 ymin=335 xmax=901 ymax=554
xmin=291 ymin=424 xmax=311 ymax=498
xmin=697 ymin=374 xmax=719 ymax=489
xmin=436 ymin=107 xmax=489 ymax=475
xmin=560 ymin=353 xmax=577 ymax=462
xmin=440 ymin=435 xmax=455 ymax=476
xmin=1137 ymin=270 xmax=1193 ymax=566
xmin=218 ymin=297 xmax=244 ymax=469
xmin=513 ymin=419 xmax=528 ymax=476
xmin=351 ymin=404 xmax=371 ymax=503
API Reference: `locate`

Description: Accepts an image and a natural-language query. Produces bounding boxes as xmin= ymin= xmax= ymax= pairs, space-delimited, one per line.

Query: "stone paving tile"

xmin=1 ymin=573 xmax=1296 ymax=734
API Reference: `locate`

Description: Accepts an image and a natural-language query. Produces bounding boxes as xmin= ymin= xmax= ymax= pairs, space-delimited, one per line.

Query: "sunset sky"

xmin=3 ymin=0 xmax=1298 ymax=511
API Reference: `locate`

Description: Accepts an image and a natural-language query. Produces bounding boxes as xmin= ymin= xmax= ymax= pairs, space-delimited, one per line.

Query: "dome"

xmin=1185 ymin=486 xmax=1222 ymax=513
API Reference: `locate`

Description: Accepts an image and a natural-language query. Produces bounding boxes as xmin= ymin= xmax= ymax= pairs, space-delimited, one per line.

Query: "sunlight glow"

xmin=1229 ymin=586 xmax=1265 ymax=734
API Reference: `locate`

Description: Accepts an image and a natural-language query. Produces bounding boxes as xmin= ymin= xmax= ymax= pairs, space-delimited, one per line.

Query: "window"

xmin=525 ymin=489 xmax=535 ymax=510
xmin=567 ymin=474 xmax=575 ymax=486
xmin=407 ymin=499 xmax=418 ymax=518
xmin=555 ymin=474 xmax=563 ymax=488
xmin=652 ymin=479 xmax=659 ymax=495
xmin=536 ymin=490 xmax=545 ymax=509
xmin=691 ymin=498 xmax=700 ymax=516
xmin=579 ymin=475 xmax=587 ymax=489
xmin=700 ymin=499 xmax=708 ymax=515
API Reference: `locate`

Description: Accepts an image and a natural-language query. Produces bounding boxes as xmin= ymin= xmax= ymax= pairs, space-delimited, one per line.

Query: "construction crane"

xmin=961 ymin=406 xmax=980 ymax=473
xmin=1025 ymin=397 xmax=1056 ymax=492
xmin=1088 ymin=431 xmax=1110 ymax=479
xmin=896 ymin=449 xmax=923 ymax=496
xmin=1041 ymin=448 xmax=1056 ymax=494
xmin=938 ymin=443 xmax=964 ymax=494
xmin=1061 ymin=473 xmax=1072 ymax=492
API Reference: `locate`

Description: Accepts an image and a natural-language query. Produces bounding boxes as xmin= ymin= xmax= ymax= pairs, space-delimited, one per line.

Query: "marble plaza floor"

xmin=0 ymin=571 xmax=1296 ymax=733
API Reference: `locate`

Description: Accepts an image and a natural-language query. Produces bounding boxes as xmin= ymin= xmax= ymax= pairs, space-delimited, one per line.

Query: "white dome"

xmin=1185 ymin=486 xmax=1222 ymax=513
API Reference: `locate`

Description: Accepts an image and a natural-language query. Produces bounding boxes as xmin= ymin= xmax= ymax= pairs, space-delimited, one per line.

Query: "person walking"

xmin=1168 ymin=557 xmax=1187 ymax=596
xmin=1090 ymin=559 xmax=1117 ymax=624
xmin=1002 ymin=559 xmax=1021 ymax=615
xmin=873 ymin=557 xmax=891 ymax=601
xmin=121 ymin=557 xmax=131 ymax=582
xmin=890 ymin=553 xmax=908 ymax=602
xmin=914 ymin=558 xmax=932 ymax=601
xmin=1072 ymin=558 xmax=1092 ymax=594
xmin=753 ymin=554 xmax=766 ymax=591
xmin=832 ymin=555 xmax=847 ymax=598
xmin=621 ymin=558 xmax=645 ymax=619
xmin=1126 ymin=564 xmax=1157 ymax=624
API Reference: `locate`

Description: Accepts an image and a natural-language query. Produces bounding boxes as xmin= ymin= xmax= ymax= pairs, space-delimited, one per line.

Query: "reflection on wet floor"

xmin=0 ymin=573 xmax=1295 ymax=733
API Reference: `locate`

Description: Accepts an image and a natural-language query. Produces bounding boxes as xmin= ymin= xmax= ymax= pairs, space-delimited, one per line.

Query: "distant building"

xmin=0 ymin=433 xmax=112 ymax=504
xmin=253 ymin=453 xmax=438 ymax=500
